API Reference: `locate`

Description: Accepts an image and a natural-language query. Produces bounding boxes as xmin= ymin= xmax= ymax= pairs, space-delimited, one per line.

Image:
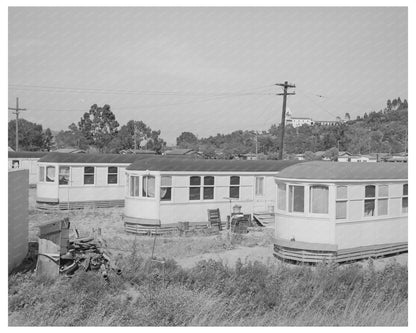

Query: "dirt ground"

xmin=27 ymin=188 xmax=408 ymax=270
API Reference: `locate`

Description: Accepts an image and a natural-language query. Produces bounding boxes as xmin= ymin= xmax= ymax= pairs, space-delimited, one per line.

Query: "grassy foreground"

xmin=8 ymin=252 xmax=407 ymax=326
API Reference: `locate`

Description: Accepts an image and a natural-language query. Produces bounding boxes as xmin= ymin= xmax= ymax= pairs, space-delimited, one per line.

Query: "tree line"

xmin=176 ymin=98 xmax=408 ymax=159
xmin=8 ymin=98 xmax=407 ymax=157
xmin=8 ymin=104 xmax=166 ymax=154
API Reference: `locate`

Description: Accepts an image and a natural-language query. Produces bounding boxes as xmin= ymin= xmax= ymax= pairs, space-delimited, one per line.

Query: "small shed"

xmin=273 ymin=161 xmax=408 ymax=263
xmin=8 ymin=168 xmax=29 ymax=273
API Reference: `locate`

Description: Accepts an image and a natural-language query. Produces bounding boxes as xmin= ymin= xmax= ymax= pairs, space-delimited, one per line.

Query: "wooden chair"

xmin=230 ymin=214 xmax=250 ymax=234
xmin=207 ymin=208 xmax=222 ymax=231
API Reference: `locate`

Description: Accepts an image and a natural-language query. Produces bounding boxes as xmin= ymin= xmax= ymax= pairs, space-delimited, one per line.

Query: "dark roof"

xmin=275 ymin=161 xmax=408 ymax=181
xmin=165 ymin=149 xmax=197 ymax=155
xmin=126 ymin=157 xmax=301 ymax=172
xmin=9 ymin=151 xmax=49 ymax=158
xmin=38 ymin=152 xmax=157 ymax=164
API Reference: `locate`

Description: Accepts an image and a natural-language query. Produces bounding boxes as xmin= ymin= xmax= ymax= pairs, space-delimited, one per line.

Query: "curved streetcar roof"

xmin=126 ymin=157 xmax=301 ymax=172
xmin=275 ymin=161 xmax=408 ymax=181
xmin=38 ymin=152 xmax=156 ymax=164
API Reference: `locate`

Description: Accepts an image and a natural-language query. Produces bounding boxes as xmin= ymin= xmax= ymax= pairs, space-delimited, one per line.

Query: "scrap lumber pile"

xmin=36 ymin=218 xmax=121 ymax=280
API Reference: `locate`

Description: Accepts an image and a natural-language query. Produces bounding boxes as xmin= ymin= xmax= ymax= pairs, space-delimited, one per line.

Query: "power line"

xmin=10 ymin=91 xmax=275 ymax=113
xmin=9 ymin=83 xmax=275 ymax=97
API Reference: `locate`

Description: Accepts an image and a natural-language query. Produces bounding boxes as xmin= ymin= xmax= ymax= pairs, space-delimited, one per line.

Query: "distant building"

xmin=337 ymin=151 xmax=352 ymax=162
xmin=164 ymin=149 xmax=202 ymax=158
xmin=285 ymin=108 xmax=345 ymax=128
xmin=120 ymin=149 xmax=156 ymax=155
xmin=54 ymin=148 xmax=86 ymax=153
xmin=285 ymin=108 xmax=314 ymax=128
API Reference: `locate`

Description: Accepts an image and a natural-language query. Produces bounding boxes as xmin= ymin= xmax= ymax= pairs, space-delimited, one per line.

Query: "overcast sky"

xmin=8 ymin=7 xmax=407 ymax=144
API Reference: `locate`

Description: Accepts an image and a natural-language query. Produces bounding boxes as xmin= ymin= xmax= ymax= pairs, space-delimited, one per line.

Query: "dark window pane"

xmin=204 ymin=187 xmax=214 ymax=199
xmin=161 ymin=187 xmax=171 ymax=201
xmin=190 ymin=176 xmax=201 ymax=186
xmin=85 ymin=166 xmax=94 ymax=174
xmin=364 ymin=199 xmax=375 ymax=216
xmin=59 ymin=175 xmax=69 ymax=185
xmin=108 ymin=166 xmax=117 ymax=174
xmin=365 ymin=185 xmax=375 ymax=198
xmin=108 ymin=174 xmax=118 ymax=184
xmin=12 ymin=160 xmax=20 ymax=168
xmin=402 ymin=197 xmax=408 ymax=213
xmin=403 ymin=184 xmax=408 ymax=196
xmin=230 ymin=186 xmax=239 ymax=199
xmin=189 ymin=187 xmax=200 ymax=200
xmin=84 ymin=175 xmax=94 ymax=185
xmin=230 ymin=176 xmax=240 ymax=185
xmin=204 ymin=176 xmax=214 ymax=186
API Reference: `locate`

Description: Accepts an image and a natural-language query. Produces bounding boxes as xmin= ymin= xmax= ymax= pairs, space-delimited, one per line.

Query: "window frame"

xmin=83 ymin=166 xmax=95 ymax=185
xmin=58 ymin=166 xmax=70 ymax=186
xmin=335 ymin=185 xmax=348 ymax=220
xmin=203 ymin=176 xmax=215 ymax=200
xmin=39 ymin=166 xmax=45 ymax=182
xmin=160 ymin=176 xmax=172 ymax=202
xmin=129 ymin=175 xmax=141 ymax=197
xmin=229 ymin=176 xmax=240 ymax=199
xmin=189 ymin=176 xmax=201 ymax=201
xmin=142 ymin=175 xmax=156 ymax=198
xmin=255 ymin=176 xmax=265 ymax=197
xmin=46 ymin=165 xmax=56 ymax=183
xmin=277 ymin=182 xmax=286 ymax=211
xmin=288 ymin=185 xmax=305 ymax=213
xmin=107 ymin=166 xmax=118 ymax=185
xmin=309 ymin=184 xmax=329 ymax=215
xmin=402 ymin=183 xmax=408 ymax=214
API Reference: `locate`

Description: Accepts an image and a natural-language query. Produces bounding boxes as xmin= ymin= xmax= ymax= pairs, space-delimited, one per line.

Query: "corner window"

xmin=142 ymin=176 xmax=155 ymax=198
xmin=402 ymin=184 xmax=408 ymax=213
xmin=84 ymin=166 xmax=95 ymax=185
xmin=161 ymin=176 xmax=172 ymax=201
xmin=108 ymin=167 xmax=118 ymax=184
xmin=130 ymin=176 xmax=140 ymax=197
xmin=59 ymin=166 xmax=70 ymax=185
xmin=46 ymin=166 xmax=56 ymax=183
xmin=189 ymin=176 xmax=201 ymax=200
xmin=309 ymin=185 xmax=329 ymax=214
xmin=364 ymin=185 xmax=376 ymax=216
xmin=39 ymin=166 xmax=45 ymax=182
xmin=255 ymin=177 xmax=264 ymax=196
xmin=203 ymin=176 xmax=214 ymax=200
xmin=277 ymin=183 xmax=286 ymax=211
xmin=230 ymin=176 xmax=240 ymax=199
xmin=289 ymin=185 xmax=304 ymax=213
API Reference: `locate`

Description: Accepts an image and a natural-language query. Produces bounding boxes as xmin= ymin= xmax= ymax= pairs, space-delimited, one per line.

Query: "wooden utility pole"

xmin=8 ymin=97 xmax=27 ymax=152
xmin=276 ymin=82 xmax=295 ymax=160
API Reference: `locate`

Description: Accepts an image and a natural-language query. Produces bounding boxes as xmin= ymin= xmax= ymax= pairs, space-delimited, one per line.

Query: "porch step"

xmin=253 ymin=212 xmax=275 ymax=227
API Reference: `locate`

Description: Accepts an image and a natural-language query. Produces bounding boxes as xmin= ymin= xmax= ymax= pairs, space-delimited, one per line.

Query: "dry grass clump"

xmin=9 ymin=253 xmax=407 ymax=326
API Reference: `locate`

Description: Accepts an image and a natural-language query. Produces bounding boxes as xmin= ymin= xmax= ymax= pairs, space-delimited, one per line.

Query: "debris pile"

xmin=60 ymin=233 xmax=122 ymax=280
xmin=36 ymin=218 xmax=121 ymax=280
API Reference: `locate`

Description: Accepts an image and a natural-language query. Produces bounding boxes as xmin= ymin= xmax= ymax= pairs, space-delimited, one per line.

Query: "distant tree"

xmin=55 ymin=123 xmax=89 ymax=149
xmin=176 ymin=132 xmax=199 ymax=149
xmin=42 ymin=128 xmax=54 ymax=151
xmin=78 ymin=104 xmax=119 ymax=152
xmin=8 ymin=119 xmax=45 ymax=151
xmin=345 ymin=113 xmax=351 ymax=121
